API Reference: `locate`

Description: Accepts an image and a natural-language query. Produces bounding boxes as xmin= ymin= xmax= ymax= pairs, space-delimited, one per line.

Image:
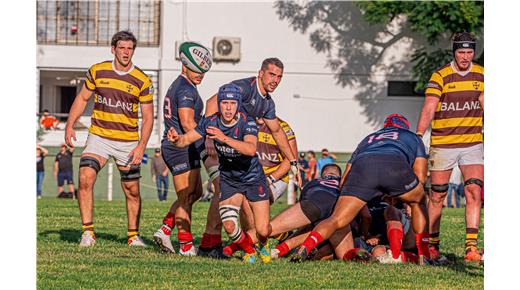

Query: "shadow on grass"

xmin=437 ymin=252 xmax=483 ymax=277
xmin=39 ymin=228 xmax=126 ymax=244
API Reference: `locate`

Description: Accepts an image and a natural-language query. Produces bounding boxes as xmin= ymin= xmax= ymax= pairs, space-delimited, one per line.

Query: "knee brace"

xmin=219 ymin=205 xmax=241 ymax=241
xmin=431 ymin=183 xmax=449 ymax=193
xmin=464 ymin=178 xmax=483 ymax=188
xmin=119 ymin=165 xmax=141 ymax=182
xmin=207 ymin=165 xmax=220 ymax=183
xmin=79 ymin=156 xmax=101 ymax=173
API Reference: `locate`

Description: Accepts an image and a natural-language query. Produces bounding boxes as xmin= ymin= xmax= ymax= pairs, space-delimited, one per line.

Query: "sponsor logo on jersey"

xmin=173 ymin=162 xmax=188 ymax=172
xmin=440 ymin=101 xmax=481 ymax=112
xmin=427 ymin=82 xmax=441 ymax=89
xmin=95 ymin=95 xmax=134 ymax=111
xmin=216 ymin=144 xmax=240 ymax=157
xmin=257 ymin=152 xmax=280 ymax=162
xmin=472 ymin=81 xmax=480 ymax=90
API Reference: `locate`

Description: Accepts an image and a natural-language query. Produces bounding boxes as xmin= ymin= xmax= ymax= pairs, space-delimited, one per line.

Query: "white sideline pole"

xmin=287 ymin=174 xmax=295 ymax=205
xmin=107 ymin=162 xmax=113 ymax=201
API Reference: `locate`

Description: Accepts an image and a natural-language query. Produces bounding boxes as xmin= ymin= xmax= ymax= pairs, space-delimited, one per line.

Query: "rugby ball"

xmin=179 ymin=42 xmax=213 ymax=73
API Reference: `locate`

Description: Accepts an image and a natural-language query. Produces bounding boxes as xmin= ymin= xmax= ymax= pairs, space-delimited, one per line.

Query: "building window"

xmin=387 ymin=81 xmax=424 ymax=97
xmin=37 ymin=0 xmax=160 ymax=46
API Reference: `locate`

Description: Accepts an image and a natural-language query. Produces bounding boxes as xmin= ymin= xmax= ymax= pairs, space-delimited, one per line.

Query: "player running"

xmin=290 ymin=114 xmax=431 ymax=265
xmin=65 ymin=31 xmax=154 ymax=247
xmin=152 ymin=42 xmax=213 ymax=256
xmin=167 ymin=83 xmax=272 ymax=264
xmin=416 ymin=32 xmax=484 ymax=262
xmin=198 ymin=58 xmax=301 ymax=256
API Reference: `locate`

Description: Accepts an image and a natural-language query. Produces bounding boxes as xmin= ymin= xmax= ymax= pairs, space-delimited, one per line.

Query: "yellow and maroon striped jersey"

xmin=84 ymin=61 xmax=153 ymax=141
xmin=256 ymin=118 xmax=296 ymax=183
xmin=425 ymin=61 xmax=484 ymax=148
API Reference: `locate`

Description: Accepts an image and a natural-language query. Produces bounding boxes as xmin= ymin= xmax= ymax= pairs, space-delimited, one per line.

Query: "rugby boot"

xmin=243 ymin=252 xmax=258 ymax=264
xmin=79 ymin=231 xmax=96 ymax=248
xmin=464 ymin=246 xmax=482 ymax=262
xmin=289 ymin=246 xmax=310 ymax=263
xmin=128 ymin=235 xmax=147 ymax=247
xmin=255 ymin=240 xmax=271 ymax=264
xmin=179 ymin=245 xmax=198 ymax=256
xmin=153 ymin=226 xmax=175 ymax=253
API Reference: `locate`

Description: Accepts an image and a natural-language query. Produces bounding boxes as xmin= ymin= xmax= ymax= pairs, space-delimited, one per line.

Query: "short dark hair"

xmin=307 ymin=150 xmax=315 ymax=157
xmin=43 ymin=109 xmax=49 ymax=113
xmin=111 ymin=30 xmax=137 ymax=49
xmin=453 ymin=32 xmax=476 ymax=43
xmin=261 ymin=58 xmax=284 ymax=71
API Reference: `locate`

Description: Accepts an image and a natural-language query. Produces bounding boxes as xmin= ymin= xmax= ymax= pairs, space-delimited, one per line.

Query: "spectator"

xmin=298 ymin=152 xmax=309 ymax=187
xmin=36 ymin=144 xmax=48 ymax=199
xmin=151 ymin=148 xmax=169 ymax=201
xmin=307 ymin=151 xmax=318 ymax=181
xmin=447 ymin=166 xmax=463 ymax=208
xmin=54 ymin=144 xmax=75 ymax=198
xmin=317 ymin=148 xmax=337 ymax=176
xmin=40 ymin=109 xmax=59 ymax=130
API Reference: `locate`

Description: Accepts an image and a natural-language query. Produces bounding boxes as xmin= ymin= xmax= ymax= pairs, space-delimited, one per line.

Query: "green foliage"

xmin=38 ymin=199 xmax=484 ymax=288
xmin=356 ymin=1 xmax=484 ymax=91
xmin=37 ymin=117 xmax=46 ymax=142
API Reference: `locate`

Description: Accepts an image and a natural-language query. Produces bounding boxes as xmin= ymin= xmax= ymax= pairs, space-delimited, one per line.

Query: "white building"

xmin=37 ymin=1 xmax=450 ymax=152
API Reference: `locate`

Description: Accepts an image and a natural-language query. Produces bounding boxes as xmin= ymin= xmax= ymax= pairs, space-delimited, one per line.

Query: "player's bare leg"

xmin=172 ymin=169 xmax=201 ymax=254
xmin=118 ymin=165 xmax=144 ymax=246
xmin=428 ymin=169 xmax=452 ymax=258
xmin=460 ymin=164 xmax=483 ymax=261
xmin=249 ymin=199 xmax=272 ymax=263
xmin=271 ymin=225 xmax=313 ymax=259
xmin=77 ymin=153 xmax=107 ymax=247
xmin=270 ymin=203 xmax=311 ymax=237
xmin=397 ymin=183 xmax=430 ymax=264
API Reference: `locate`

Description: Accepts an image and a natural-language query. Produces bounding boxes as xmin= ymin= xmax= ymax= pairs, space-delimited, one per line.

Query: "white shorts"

xmin=428 ymin=143 xmax=484 ymax=171
xmin=270 ymin=180 xmax=288 ymax=202
xmin=82 ymin=133 xmax=138 ymax=166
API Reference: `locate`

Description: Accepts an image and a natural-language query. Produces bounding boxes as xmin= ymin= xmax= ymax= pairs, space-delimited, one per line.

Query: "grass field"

xmin=37 ymin=198 xmax=483 ymax=289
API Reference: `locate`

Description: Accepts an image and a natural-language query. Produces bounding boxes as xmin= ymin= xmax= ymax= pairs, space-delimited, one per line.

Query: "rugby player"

xmin=198 ymin=58 xmax=302 ymax=256
xmin=167 ymin=83 xmax=272 ymax=264
xmin=152 ymin=42 xmax=212 ymax=256
xmin=416 ymin=32 xmax=484 ymax=262
xmin=290 ymin=114 xmax=431 ymax=264
xmin=65 ymin=31 xmax=154 ymax=247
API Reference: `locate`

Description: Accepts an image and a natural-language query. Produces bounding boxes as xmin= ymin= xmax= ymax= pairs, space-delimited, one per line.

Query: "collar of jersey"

xmin=256 ymin=77 xmax=268 ymax=99
xmin=112 ymin=61 xmax=134 ymax=76
xmin=450 ymin=60 xmax=472 ymax=77
xmin=180 ymin=74 xmax=196 ymax=88
xmin=219 ymin=113 xmax=241 ymax=128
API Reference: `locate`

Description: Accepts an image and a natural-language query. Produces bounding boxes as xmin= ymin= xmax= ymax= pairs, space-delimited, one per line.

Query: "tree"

xmin=274 ymin=1 xmax=483 ymax=123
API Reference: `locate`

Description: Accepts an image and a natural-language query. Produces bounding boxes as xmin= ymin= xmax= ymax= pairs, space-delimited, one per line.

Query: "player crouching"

xmin=167 ymin=83 xmax=272 ymax=264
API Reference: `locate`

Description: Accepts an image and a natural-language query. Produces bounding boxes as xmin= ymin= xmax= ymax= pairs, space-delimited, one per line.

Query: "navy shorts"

xmin=161 ymin=139 xmax=205 ymax=176
xmin=300 ymin=192 xmax=338 ymax=226
xmin=220 ymin=176 xmax=270 ymax=202
xmin=341 ymin=154 xmax=419 ymax=202
xmin=57 ymin=171 xmax=74 ymax=186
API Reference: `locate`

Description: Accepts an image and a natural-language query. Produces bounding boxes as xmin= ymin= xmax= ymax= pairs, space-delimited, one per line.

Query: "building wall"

xmin=38 ymin=1 xmax=428 ymax=152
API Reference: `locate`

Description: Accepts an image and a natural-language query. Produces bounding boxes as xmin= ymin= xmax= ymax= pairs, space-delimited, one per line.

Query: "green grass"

xmin=37 ymin=199 xmax=483 ymax=289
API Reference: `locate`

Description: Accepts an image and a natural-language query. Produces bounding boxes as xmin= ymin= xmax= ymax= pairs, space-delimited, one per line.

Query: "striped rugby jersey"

xmin=256 ymin=119 xmax=296 ymax=183
xmin=425 ymin=61 xmax=484 ymax=148
xmin=84 ymin=61 xmax=153 ymax=141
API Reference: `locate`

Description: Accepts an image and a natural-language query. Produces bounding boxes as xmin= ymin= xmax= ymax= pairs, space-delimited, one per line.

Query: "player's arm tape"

xmin=267 ymin=175 xmax=278 ymax=184
xmin=290 ymin=160 xmax=298 ymax=175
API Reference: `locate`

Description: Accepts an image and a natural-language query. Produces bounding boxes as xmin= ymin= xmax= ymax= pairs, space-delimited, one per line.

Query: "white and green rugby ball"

xmin=179 ymin=42 xmax=212 ymax=73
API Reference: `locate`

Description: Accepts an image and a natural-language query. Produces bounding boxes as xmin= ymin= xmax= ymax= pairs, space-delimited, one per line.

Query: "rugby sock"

xmin=223 ymin=242 xmax=241 ymax=256
xmin=127 ymin=229 xmax=139 ymax=243
xmin=387 ymin=225 xmax=404 ymax=259
xmin=236 ymin=232 xmax=255 ymax=254
xmin=82 ymin=223 xmax=95 ymax=238
xmin=429 ymin=232 xmax=440 ymax=250
xmin=415 ymin=232 xmax=430 ymax=259
xmin=301 ymin=231 xmax=324 ymax=254
xmin=200 ymin=233 xmax=212 ymax=249
xmin=211 ymin=233 xmax=222 ymax=248
xmin=178 ymin=231 xmax=193 ymax=252
xmin=162 ymin=212 xmax=175 ymax=233
xmin=401 ymin=251 xmax=418 ymax=264
xmin=342 ymin=248 xmax=369 ymax=261
xmin=465 ymin=228 xmax=479 ymax=253
xmin=275 ymin=242 xmax=290 ymax=258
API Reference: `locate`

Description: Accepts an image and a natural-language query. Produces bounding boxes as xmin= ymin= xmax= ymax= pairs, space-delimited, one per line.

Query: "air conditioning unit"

xmin=212 ymin=37 xmax=241 ymax=62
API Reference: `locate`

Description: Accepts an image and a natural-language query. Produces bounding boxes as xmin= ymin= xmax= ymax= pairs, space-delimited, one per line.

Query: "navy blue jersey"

xmin=163 ymin=75 xmax=204 ymax=139
xmin=231 ymin=77 xmax=276 ymax=119
xmin=301 ymin=176 xmax=341 ymax=201
xmin=348 ymin=127 xmax=427 ymax=166
xmin=195 ymin=112 xmax=263 ymax=183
